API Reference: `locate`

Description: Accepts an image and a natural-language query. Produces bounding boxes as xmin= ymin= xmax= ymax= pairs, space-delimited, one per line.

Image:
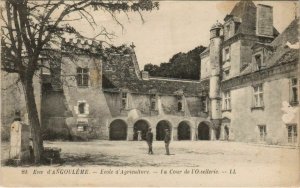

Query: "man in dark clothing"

xmin=146 ymin=128 xmax=153 ymax=154
xmin=164 ymin=129 xmax=171 ymax=155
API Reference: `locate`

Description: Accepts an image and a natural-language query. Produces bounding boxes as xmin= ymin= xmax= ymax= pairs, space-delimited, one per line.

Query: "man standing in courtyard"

xmin=146 ymin=128 xmax=153 ymax=154
xmin=164 ymin=129 xmax=171 ymax=155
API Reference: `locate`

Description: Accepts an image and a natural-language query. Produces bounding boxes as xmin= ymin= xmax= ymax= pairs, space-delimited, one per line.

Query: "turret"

xmin=209 ymin=21 xmax=223 ymax=75
xmin=209 ymin=21 xmax=223 ymax=138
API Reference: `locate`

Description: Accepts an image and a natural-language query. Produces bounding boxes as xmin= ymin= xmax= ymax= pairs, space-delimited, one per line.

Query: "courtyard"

xmin=1 ymin=140 xmax=299 ymax=186
xmin=1 ymin=140 xmax=299 ymax=167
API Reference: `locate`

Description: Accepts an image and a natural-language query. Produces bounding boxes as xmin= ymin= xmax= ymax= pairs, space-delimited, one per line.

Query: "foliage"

xmin=144 ymin=46 xmax=206 ymax=80
xmin=1 ymin=0 xmax=159 ymax=164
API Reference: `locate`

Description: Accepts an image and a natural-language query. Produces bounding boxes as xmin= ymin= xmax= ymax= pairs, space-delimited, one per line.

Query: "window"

xmin=121 ymin=92 xmax=127 ymax=109
xmin=224 ymin=48 xmax=230 ymax=62
xmin=201 ymin=96 xmax=208 ymax=112
xmin=223 ymin=69 xmax=230 ymax=79
xmin=76 ymin=101 xmax=89 ymax=116
xmin=178 ymin=102 xmax=183 ymax=111
xmin=287 ymin=124 xmax=297 ymax=143
xmin=78 ymin=103 xmax=86 ymax=114
xmin=76 ymin=67 xmax=89 ymax=87
xmin=223 ymin=91 xmax=231 ymax=110
xmin=290 ymin=78 xmax=299 ymax=105
xmin=150 ymin=94 xmax=156 ymax=111
xmin=253 ymin=84 xmax=264 ymax=108
xmin=177 ymin=95 xmax=184 ymax=111
xmin=226 ymin=25 xmax=230 ymax=33
xmin=255 ymin=54 xmax=262 ymax=70
xmin=258 ymin=125 xmax=267 ymax=141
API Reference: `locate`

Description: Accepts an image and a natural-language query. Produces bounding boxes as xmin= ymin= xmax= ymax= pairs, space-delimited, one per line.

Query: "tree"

xmin=144 ymin=45 xmax=206 ymax=80
xmin=1 ymin=0 xmax=158 ymax=164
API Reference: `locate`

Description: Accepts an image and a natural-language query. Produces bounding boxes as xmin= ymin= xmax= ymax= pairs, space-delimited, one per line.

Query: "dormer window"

xmin=226 ymin=25 xmax=230 ymax=34
xmin=121 ymin=92 xmax=128 ymax=109
xmin=177 ymin=95 xmax=184 ymax=112
xmin=150 ymin=94 xmax=157 ymax=110
xmin=224 ymin=69 xmax=230 ymax=78
xmin=255 ymin=54 xmax=262 ymax=70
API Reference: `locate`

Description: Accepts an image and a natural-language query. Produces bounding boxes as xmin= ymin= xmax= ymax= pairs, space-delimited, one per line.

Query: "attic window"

xmin=121 ymin=92 xmax=128 ymax=109
xmin=178 ymin=101 xmax=183 ymax=111
xmin=255 ymin=54 xmax=263 ymax=70
xmin=177 ymin=95 xmax=184 ymax=111
xmin=150 ymin=94 xmax=157 ymax=111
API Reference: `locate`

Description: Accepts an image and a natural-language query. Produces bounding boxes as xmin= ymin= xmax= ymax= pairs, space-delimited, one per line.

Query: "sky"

xmin=69 ymin=1 xmax=297 ymax=69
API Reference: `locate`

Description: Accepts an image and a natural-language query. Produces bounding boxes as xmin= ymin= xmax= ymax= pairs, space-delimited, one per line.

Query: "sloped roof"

xmin=225 ymin=1 xmax=279 ymax=37
xmin=240 ymin=18 xmax=299 ymax=76
xmin=226 ymin=1 xmax=257 ymax=35
xmin=240 ymin=48 xmax=298 ymax=75
xmin=271 ymin=18 xmax=299 ymax=48
xmin=102 ymin=52 xmax=208 ymax=97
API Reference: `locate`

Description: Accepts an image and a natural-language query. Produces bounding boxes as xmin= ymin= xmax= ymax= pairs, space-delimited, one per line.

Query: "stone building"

xmin=201 ymin=1 xmax=299 ymax=145
xmin=1 ymin=1 xmax=299 ymax=145
xmin=40 ymin=39 xmax=211 ymax=141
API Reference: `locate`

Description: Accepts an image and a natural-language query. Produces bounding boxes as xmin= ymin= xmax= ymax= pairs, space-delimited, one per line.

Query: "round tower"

xmin=209 ymin=21 xmax=223 ymax=137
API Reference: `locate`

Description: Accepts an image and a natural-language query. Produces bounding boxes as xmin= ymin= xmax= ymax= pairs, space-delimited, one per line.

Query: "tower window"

xmin=223 ymin=91 xmax=231 ymax=110
xmin=290 ymin=78 xmax=299 ymax=105
xmin=76 ymin=67 xmax=89 ymax=87
xmin=224 ymin=47 xmax=230 ymax=62
xmin=287 ymin=124 xmax=297 ymax=143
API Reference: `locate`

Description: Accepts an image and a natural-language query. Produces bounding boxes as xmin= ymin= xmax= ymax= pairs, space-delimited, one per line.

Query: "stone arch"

xmin=177 ymin=121 xmax=192 ymax=140
xmin=156 ymin=120 xmax=172 ymax=141
xmin=198 ymin=121 xmax=212 ymax=140
xmin=109 ymin=119 xmax=127 ymax=140
xmin=133 ymin=119 xmax=150 ymax=141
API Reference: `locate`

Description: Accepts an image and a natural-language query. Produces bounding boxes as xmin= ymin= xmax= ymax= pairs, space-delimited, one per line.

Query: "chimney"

xmin=256 ymin=4 xmax=274 ymax=37
xmin=141 ymin=71 xmax=149 ymax=80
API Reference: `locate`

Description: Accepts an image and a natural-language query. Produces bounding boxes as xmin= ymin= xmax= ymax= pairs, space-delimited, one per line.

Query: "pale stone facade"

xmin=201 ymin=1 xmax=299 ymax=146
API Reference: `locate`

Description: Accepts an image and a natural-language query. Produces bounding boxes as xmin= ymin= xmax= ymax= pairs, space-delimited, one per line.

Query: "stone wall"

xmin=1 ymin=71 xmax=41 ymax=141
xmin=222 ymin=77 xmax=299 ymax=145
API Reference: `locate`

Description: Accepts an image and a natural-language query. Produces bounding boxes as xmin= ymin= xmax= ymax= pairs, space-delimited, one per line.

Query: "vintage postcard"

xmin=0 ymin=0 xmax=299 ymax=187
